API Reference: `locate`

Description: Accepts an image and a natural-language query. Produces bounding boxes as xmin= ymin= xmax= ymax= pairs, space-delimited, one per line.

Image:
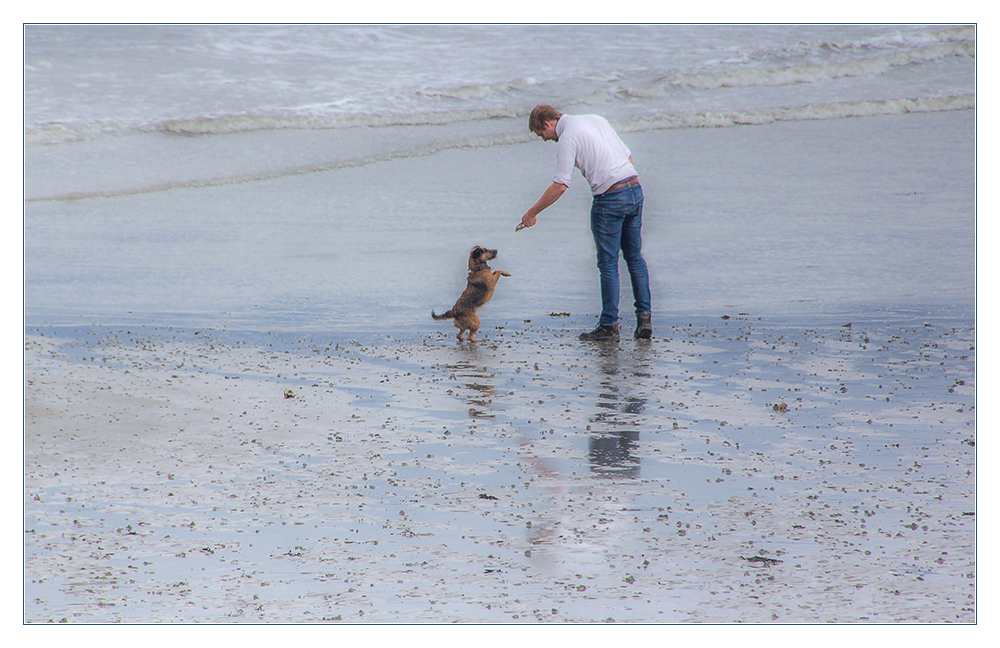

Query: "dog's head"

xmin=468 ymin=246 xmax=498 ymax=269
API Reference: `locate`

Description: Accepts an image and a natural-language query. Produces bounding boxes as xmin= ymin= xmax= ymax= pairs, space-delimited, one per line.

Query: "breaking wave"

xmin=23 ymin=107 xmax=528 ymax=145
xmin=632 ymin=40 xmax=975 ymax=96
xmin=615 ymin=94 xmax=975 ymax=131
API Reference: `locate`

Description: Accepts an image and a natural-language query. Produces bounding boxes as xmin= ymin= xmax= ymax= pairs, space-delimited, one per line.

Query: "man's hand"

xmin=517 ymin=213 xmax=537 ymax=231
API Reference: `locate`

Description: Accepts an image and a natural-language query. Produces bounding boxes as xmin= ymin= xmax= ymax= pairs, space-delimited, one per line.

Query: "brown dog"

xmin=432 ymin=246 xmax=511 ymax=342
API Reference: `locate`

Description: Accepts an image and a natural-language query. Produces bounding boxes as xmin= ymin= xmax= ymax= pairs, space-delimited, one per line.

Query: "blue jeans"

xmin=590 ymin=183 xmax=651 ymax=326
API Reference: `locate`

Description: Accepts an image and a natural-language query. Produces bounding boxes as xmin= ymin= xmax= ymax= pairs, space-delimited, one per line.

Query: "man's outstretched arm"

xmin=519 ymin=182 xmax=567 ymax=229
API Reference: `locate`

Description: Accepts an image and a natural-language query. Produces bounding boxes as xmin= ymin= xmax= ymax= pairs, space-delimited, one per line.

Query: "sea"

xmin=23 ymin=23 xmax=976 ymax=332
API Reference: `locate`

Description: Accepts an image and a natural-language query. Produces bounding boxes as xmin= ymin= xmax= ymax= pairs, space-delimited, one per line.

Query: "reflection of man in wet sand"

xmin=590 ymin=345 xmax=643 ymax=477
xmin=589 ymin=431 xmax=641 ymax=479
xmin=519 ymin=104 xmax=652 ymax=342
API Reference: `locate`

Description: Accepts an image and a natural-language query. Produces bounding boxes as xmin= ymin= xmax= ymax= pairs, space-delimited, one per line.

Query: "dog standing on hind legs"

xmin=432 ymin=246 xmax=511 ymax=342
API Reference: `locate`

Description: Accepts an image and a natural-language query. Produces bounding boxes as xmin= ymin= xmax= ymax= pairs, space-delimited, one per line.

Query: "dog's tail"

xmin=432 ymin=309 xmax=454 ymax=320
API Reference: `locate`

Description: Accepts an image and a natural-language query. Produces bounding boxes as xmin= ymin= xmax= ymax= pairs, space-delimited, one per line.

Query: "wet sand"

xmin=24 ymin=313 xmax=976 ymax=623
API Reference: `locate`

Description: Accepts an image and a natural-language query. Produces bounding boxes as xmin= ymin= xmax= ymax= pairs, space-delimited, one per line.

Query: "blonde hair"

xmin=528 ymin=104 xmax=562 ymax=132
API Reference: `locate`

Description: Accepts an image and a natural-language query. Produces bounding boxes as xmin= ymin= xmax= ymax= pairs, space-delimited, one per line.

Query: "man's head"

xmin=529 ymin=104 xmax=562 ymax=141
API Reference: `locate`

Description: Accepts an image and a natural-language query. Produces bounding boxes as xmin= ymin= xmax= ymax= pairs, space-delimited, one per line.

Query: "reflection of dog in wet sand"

xmin=432 ymin=246 xmax=511 ymax=342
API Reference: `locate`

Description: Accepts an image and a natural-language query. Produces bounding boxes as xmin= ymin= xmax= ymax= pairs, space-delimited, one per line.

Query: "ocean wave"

xmin=25 ymin=26 xmax=974 ymax=148
xmin=628 ymin=40 xmax=975 ymax=97
xmin=25 ymin=79 xmax=973 ymax=148
xmin=802 ymin=24 xmax=974 ymax=55
xmin=24 ymin=120 xmax=126 ymax=146
xmin=710 ymin=24 xmax=973 ymax=67
xmin=616 ymin=94 xmax=976 ymax=131
xmin=26 ymin=95 xmax=974 ymax=204
xmin=416 ymin=76 xmax=540 ymax=101
xmin=23 ymin=106 xmax=528 ymax=145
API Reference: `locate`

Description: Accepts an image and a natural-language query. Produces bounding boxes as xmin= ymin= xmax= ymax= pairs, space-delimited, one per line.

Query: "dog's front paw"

xmin=500 ymin=271 xmax=512 ymax=277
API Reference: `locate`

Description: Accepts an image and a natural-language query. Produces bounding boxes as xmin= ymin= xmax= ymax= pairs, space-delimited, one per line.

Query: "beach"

xmin=23 ymin=306 xmax=977 ymax=623
xmin=24 ymin=111 xmax=976 ymax=623
xmin=23 ymin=24 xmax=976 ymax=624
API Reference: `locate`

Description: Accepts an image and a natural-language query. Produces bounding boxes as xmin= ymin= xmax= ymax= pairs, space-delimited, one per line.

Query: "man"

xmin=519 ymin=104 xmax=652 ymax=341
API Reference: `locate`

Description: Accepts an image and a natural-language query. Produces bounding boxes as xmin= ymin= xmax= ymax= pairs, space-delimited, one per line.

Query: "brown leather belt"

xmin=604 ymin=176 xmax=639 ymax=194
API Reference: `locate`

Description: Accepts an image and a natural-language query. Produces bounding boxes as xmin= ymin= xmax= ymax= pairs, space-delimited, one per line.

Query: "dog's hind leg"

xmin=465 ymin=315 xmax=482 ymax=342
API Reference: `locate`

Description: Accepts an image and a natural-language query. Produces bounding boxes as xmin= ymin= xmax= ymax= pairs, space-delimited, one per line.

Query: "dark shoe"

xmin=579 ymin=324 xmax=620 ymax=342
xmin=635 ymin=313 xmax=652 ymax=339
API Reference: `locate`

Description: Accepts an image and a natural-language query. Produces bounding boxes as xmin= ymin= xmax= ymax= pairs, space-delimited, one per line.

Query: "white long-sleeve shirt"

xmin=552 ymin=114 xmax=637 ymax=196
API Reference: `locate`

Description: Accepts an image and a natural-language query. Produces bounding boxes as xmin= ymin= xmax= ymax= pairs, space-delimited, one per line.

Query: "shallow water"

xmin=23 ymin=111 xmax=975 ymax=332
